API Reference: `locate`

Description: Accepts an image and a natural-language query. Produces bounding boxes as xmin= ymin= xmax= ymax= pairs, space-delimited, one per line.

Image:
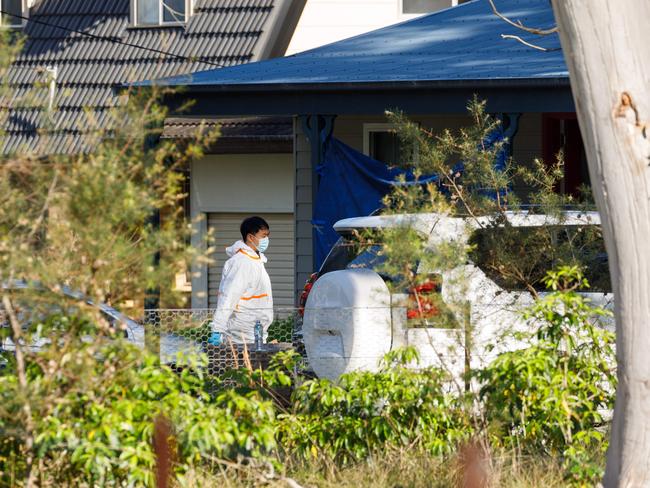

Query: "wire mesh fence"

xmin=1 ymin=291 xmax=615 ymax=383
xmin=137 ymin=310 xmax=297 ymax=382
xmin=141 ymin=308 xmax=302 ymax=377
xmin=138 ymin=292 xmax=616 ymax=384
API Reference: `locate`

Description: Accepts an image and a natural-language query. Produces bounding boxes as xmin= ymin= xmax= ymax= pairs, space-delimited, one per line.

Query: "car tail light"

xmin=406 ymin=279 xmax=441 ymax=322
xmin=298 ymin=273 xmax=319 ymax=317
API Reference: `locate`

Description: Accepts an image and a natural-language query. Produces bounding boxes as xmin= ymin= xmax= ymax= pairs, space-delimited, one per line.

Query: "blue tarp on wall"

xmin=312 ymin=138 xmax=438 ymax=268
xmin=312 ymin=122 xmax=515 ymax=269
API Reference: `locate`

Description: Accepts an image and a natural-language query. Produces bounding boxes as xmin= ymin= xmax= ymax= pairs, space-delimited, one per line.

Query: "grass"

xmin=179 ymin=448 xmax=568 ymax=488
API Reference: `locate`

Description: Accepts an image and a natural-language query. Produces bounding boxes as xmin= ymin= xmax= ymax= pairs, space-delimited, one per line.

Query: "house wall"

xmin=333 ymin=112 xmax=544 ymax=198
xmin=294 ymin=118 xmax=315 ymax=301
xmin=511 ymin=113 xmax=543 ymax=196
xmin=333 ymin=113 xmax=473 ymax=149
xmin=286 ymin=0 xmax=459 ymax=55
xmin=191 ymin=154 xmax=293 ymax=213
xmin=190 ymin=154 xmax=294 ymax=308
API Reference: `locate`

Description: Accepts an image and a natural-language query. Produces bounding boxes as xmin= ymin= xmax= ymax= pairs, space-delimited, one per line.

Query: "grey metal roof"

xmin=2 ymin=0 xmax=298 ymax=155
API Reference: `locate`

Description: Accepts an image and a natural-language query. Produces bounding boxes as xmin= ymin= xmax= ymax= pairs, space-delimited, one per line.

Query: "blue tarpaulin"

xmin=312 ymin=124 xmax=515 ymax=268
xmin=312 ymin=138 xmax=438 ymax=268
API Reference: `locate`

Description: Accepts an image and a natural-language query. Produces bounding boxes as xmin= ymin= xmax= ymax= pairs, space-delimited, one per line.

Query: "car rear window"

xmin=468 ymin=225 xmax=611 ymax=292
xmin=320 ymin=239 xmax=392 ymax=278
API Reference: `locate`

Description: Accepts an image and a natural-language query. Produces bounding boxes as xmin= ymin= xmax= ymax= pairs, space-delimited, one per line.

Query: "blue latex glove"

xmin=207 ymin=331 xmax=223 ymax=346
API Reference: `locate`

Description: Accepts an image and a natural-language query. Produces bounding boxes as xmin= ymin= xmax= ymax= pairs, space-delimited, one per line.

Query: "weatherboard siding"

xmin=294 ymin=117 xmax=314 ymax=304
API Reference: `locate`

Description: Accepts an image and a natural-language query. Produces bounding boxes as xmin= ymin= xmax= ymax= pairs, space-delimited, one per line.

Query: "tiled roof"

xmin=163 ymin=115 xmax=292 ymax=152
xmin=1 ymin=0 xmax=289 ymax=155
xmin=162 ymin=116 xmax=292 ymax=140
xmin=146 ymin=0 xmax=566 ymax=89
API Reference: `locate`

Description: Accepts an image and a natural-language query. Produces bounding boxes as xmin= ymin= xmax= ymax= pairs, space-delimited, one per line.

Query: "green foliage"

xmin=375 ymin=98 xmax=605 ymax=322
xmin=0 ymin=287 xmax=615 ymax=486
xmin=478 ymin=267 xmax=616 ymax=486
xmin=0 ymin=34 xmax=218 ymax=483
xmin=0 ymin=87 xmax=217 ymax=314
xmin=267 ymin=315 xmax=296 ymax=343
xmin=0 ymin=29 xmax=219 ymax=481
xmin=366 ymin=101 xmax=613 ymax=484
xmin=0 ymin=330 xmax=277 ymax=486
xmin=224 ymin=350 xmax=301 ymax=400
xmin=278 ymin=347 xmax=473 ymax=465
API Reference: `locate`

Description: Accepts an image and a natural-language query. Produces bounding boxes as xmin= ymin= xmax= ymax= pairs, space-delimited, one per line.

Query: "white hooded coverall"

xmin=211 ymin=241 xmax=273 ymax=343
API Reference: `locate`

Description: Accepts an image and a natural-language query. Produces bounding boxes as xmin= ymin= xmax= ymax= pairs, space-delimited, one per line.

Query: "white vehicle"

xmin=301 ymin=212 xmax=613 ymax=381
xmin=0 ymin=280 xmax=145 ymax=352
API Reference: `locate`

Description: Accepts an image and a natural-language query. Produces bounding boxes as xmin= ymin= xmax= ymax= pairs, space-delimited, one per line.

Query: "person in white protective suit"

xmin=209 ymin=216 xmax=273 ymax=345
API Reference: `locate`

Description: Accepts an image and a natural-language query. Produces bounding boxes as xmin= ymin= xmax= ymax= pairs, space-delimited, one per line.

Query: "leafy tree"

xmin=379 ymin=98 xmax=602 ymax=299
xmin=0 ymin=30 xmax=217 ymax=485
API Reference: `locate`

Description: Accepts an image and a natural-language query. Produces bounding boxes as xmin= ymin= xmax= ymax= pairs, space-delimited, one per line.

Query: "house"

xmin=1 ymin=0 xmax=307 ymax=155
xmin=1 ymin=0 xmax=459 ymax=311
xmin=142 ymin=0 xmax=587 ymax=310
xmin=286 ymin=0 xmax=471 ymax=55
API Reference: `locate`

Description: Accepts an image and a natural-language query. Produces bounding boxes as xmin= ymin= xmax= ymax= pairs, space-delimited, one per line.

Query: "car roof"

xmin=333 ymin=211 xmax=601 ymax=236
xmin=1 ymin=279 xmax=138 ymax=327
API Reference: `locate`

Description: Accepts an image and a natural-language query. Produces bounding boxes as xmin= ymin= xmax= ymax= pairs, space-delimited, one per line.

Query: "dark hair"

xmin=240 ymin=216 xmax=269 ymax=241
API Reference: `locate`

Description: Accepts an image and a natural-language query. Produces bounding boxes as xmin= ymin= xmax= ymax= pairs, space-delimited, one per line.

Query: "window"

xmin=133 ymin=0 xmax=192 ymax=26
xmin=468 ymin=225 xmax=610 ymax=293
xmin=363 ymin=123 xmax=415 ymax=166
xmin=401 ymin=0 xmax=456 ymax=15
xmin=542 ymin=113 xmax=590 ymax=197
xmin=1 ymin=0 xmax=27 ymax=28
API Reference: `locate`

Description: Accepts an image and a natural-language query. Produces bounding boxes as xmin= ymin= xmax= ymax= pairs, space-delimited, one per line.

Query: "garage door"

xmin=207 ymin=213 xmax=295 ymax=316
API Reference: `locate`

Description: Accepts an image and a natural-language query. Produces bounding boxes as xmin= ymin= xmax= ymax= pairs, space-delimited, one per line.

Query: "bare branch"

xmin=501 ymin=34 xmax=561 ymax=52
xmin=2 ymin=292 xmax=37 ymax=488
xmin=27 ymin=168 xmax=59 ymax=242
xmin=488 ymin=0 xmax=558 ymax=36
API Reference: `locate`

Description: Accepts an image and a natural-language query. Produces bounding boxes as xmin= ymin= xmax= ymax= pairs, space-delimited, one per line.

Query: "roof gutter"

xmin=129 ymin=76 xmax=570 ymax=94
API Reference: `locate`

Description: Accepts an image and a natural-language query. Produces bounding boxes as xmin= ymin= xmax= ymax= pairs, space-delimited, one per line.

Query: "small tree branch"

xmin=488 ymin=0 xmax=558 ymax=36
xmin=2 ymin=292 xmax=37 ymax=488
xmin=501 ymin=34 xmax=561 ymax=52
xmin=27 ymin=167 xmax=59 ymax=243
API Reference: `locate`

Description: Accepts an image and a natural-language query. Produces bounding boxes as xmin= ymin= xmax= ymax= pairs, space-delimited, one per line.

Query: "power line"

xmin=0 ymin=9 xmax=225 ymax=68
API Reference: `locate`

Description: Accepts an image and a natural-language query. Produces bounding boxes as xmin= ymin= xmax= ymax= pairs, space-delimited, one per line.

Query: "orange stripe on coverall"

xmin=236 ymin=249 xmax=261 ymax=260
xmin=235 ymin=294 xmax=269 ymax=311
xmin=240 ymin=294 xmax=269 ymax=301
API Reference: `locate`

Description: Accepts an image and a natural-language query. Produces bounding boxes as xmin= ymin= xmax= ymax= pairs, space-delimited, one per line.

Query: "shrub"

xmin=0 ymin=326 xmax=277 ymax=487
xmin=478 ymin=266 xmax=616 ymax=485
xmin=278 ymin=347 xmax=473 ymax=465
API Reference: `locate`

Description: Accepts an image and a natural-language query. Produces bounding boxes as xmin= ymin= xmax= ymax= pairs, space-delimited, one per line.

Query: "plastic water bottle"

xmin=254 ymin=320 xmax=264 ymax=351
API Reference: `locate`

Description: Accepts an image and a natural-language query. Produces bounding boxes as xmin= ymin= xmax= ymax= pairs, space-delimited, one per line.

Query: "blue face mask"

xmin=256 ymin=236 xmax=269 ymax=253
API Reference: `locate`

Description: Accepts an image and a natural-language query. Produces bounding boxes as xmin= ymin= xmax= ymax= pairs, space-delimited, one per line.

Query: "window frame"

xmin=399 ymin=0 xmax=458 ymax=16
xmin=132 ymin=0 xmax=194 ymax=27
xmin=362 ymin=122 xmax=419 ymax=165
xmin=362 ymin=123 xmax=401 ymax=159
xmin=0 ymin=0 xmax=28 ymax=29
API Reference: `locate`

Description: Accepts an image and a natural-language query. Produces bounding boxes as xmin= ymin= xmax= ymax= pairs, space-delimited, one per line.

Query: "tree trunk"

xmin=550 ymin=1 xmax=650 ymax=485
